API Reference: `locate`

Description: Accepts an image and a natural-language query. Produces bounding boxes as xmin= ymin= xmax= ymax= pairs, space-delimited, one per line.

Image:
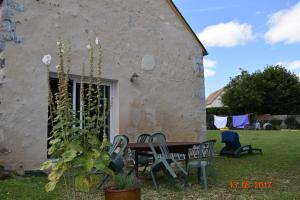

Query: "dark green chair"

xmin=137 ymin=133 xmax=151 ymax=143
xmin=187 ymin=139 xmax=216 ymax=190
xmin=137 ymin=133 xmax=153 ymax=174
xmin=127 ymin=133 xmax=152 ymax=176
xmin=98 ymin=135 xmax=128 ymax=187
xmin=148 ymin=132 xmax=188 ymax=190
xmin=108 ymin=135 xmax=128 ymax=173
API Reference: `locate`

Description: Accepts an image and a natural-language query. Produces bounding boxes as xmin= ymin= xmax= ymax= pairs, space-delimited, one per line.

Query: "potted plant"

xmin=104 ymin=174 xmax=141 ymax=200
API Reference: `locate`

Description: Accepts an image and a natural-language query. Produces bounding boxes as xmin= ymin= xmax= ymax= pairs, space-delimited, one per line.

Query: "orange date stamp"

xmin=229 ymin=180 xmax=272 ymax=189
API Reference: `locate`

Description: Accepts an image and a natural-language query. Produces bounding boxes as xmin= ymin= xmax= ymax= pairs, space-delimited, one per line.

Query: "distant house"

xmin=206 ymin=88 xmax=224 ymax=108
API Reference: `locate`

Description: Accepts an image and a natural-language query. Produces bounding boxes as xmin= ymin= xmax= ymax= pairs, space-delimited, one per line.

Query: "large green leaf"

xmin=45 ymin=181 xmax=58 ymax=192
xmin=88 ymin=174 xmax=100 ymax=187
xmin=92 ymin=149 xmax=101 ymax=158
xmin=67 ymin=143 xmax=83 ymax=154
xmin=102 ymin=153 xmax=110 ymax=162
xmin=53 ymin=123 xmax=64 ymax=130
xmin=87 ymin=135 xmax=99 ymax=145
xmin=62 ymin=149 xmax=77 ymax=162
xmin=49 ymin=138 xmax=61 ymax=145
xmin=40 ymin=160 xmax=52 ymax=170
xmin=75 ymin=175 xmax=90 ymax=192
xmin=84 ymin=157 xmax=94 ymax=171
xmin=95 ymin=153 xmax=110 ymax=170
xmin=48 ymin=145 xmax=56 ymax=155
xmin=52 ymin=160 xmax=64 ymax=171
xmin=94 ymin=162 xmax=105 ymax=171
xmin=48 ymin=170 xmax=63 ymax=182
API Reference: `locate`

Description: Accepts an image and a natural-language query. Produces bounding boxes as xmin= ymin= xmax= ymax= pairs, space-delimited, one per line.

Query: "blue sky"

xmin=173 ymin=0 xmax=300 ymax=96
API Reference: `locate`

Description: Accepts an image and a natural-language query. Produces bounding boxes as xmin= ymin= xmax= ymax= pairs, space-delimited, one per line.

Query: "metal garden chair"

xmin=98 ymin=135 xmax=128 ymax=188
xmin=187 ymin=139 xmax=216 ymax=190
xmin=137 ymin=133 xmax=151 ymax=143
xmin=136 ymin=133 xmax=153 ymax=174
xmin=148 ymin=132 xmax=188 ymax=191
xmin=127 ymin=133 xmax=153 ymax=175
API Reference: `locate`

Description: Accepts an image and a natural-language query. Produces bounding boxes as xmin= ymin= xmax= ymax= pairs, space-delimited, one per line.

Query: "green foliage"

xmin=269 ymin=119 xmax=282 ymax=130
xmin=206 ymin=107 xmax=231 ymax=116
xmin=206 ymin=115 xmax=216 ymax=130
xmin=285 ymin=116 xmax=300 ymax=129
xmin=111 ymin=175 xmax=138 ymax=190
xmin=222 ymin=69 xmax=263 ymax=114
xmin=222 ymin=66 xmax=300 ymax=115
xmin=41 ymin=41 xmax=111 ymax=195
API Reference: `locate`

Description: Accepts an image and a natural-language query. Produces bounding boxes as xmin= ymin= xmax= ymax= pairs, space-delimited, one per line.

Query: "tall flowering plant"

xmin=41 ymin=39 xmax=111 ymax=194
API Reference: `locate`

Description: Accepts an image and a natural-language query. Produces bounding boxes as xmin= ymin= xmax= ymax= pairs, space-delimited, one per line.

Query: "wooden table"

xmin=128 ymin=142 xmax=200 ymax=177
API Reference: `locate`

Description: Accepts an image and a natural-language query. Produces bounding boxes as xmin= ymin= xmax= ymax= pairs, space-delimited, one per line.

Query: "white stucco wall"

xmin=0 ymin=0 xmax=206 ymax=172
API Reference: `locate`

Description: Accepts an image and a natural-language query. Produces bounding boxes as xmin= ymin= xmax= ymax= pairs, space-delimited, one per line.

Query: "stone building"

xmin=0 ymin=0 xmax=207 ymax=172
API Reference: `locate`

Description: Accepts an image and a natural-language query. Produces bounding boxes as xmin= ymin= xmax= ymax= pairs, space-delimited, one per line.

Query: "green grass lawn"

xmin=1 ymin=130 xmax=300 ymax=200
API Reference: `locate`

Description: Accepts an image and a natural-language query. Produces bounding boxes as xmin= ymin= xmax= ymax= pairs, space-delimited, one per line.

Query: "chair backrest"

xmin=109 ymin=135 xmax=128 ymax=156
xmin=149 ymin=132 xmax=171 ymax=160
xmin=221 ymin=131 xmax=241 ymax=148
xmin=137 ymin=133 xmax=151 ymax=143
xmin=108 ymin=135 xmax=128 ymax=173
xmin=197 ymin=139 xmax=216 ymax=165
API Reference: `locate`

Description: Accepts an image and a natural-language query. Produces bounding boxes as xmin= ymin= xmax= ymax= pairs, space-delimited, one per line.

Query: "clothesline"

xmin=210 ymin=112 xmax=256 ymax=118
xmin=214 ymin=114 xmax=251 ymax=129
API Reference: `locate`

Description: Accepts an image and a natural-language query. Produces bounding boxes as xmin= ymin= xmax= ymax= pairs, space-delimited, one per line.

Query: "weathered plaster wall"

xmin=0 ymin=0 xmax=206 ymax=171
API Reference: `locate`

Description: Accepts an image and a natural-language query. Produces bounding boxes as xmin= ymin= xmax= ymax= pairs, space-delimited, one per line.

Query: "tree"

xmin=222 ymin=65 xmax=300 ymax=114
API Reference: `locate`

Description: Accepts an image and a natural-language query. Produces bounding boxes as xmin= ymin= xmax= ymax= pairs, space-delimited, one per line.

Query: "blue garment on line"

xmin=232 ymin=115 xmax=250 ymax=129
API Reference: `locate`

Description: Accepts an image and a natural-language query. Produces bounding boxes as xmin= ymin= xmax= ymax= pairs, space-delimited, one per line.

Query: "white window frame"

xmin=49 ymin=72 xmax=119 ymax=141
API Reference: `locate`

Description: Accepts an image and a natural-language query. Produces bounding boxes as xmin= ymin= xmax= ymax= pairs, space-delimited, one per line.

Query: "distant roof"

xmin=166 ymin=0 xmax=208 ymax=56
xmin=206 ymin=88 xmax=224 ymax=106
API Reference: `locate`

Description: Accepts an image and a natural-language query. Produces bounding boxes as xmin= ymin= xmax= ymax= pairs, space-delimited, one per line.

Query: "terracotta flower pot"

xmin=104 ymin=187 xmax=141 ymax=200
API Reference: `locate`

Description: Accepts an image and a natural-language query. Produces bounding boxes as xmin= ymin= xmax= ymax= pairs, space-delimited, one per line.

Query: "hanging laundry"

xmin=214 ymin=115 xmax=228 ymax=129
xmin=232 ymin=114 xmax=250 ymax=129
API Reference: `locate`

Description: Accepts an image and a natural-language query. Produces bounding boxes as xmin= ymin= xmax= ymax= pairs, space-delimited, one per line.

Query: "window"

xmin=47 ymin=76 xmax=112 ymax=157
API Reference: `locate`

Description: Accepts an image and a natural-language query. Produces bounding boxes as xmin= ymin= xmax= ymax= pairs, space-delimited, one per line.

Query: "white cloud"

xmin=265 ymin=2 xmax=300 ymax=44
xmin=277 ymin=60 xmax=300 ymax=70
xmin=255 ymin=11 xmax=262 ymax=15
xmin=197 ymin=22 xmax=253 ymax=47
xmin=203 ymin=58 xmax=217 ymax=77
xmin=203 ymin=58 xmax=216 ymax=68
xmin=204 ymin=69 xmax=216 ymax=77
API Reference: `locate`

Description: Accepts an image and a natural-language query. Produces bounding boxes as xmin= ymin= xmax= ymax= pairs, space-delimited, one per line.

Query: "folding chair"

xmin=148 ymin=133 xmax=187 ymax=191
xmin=98 ymin=135 xmax=128 ymax=188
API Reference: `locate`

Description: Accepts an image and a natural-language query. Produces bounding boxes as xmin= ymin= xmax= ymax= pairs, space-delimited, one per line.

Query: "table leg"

xmin=185 ymin=151 xmax=189 ymax=171
xmin=135 ymin=151 xmax=139 ymax=177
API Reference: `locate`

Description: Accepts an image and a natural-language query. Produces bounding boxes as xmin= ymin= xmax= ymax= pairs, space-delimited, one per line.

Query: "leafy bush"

xmin=270 ymin=119 xmax=282 ymax=130
xmin=222 ymin=66 xmax=300 ymax=115
xmin=206 ymin=114 xmax=216 ymax=130
xmin=206 ymin=107 xmax=231 ymax=116
xmin=285 ymin=116 xmax=300 ymax=129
